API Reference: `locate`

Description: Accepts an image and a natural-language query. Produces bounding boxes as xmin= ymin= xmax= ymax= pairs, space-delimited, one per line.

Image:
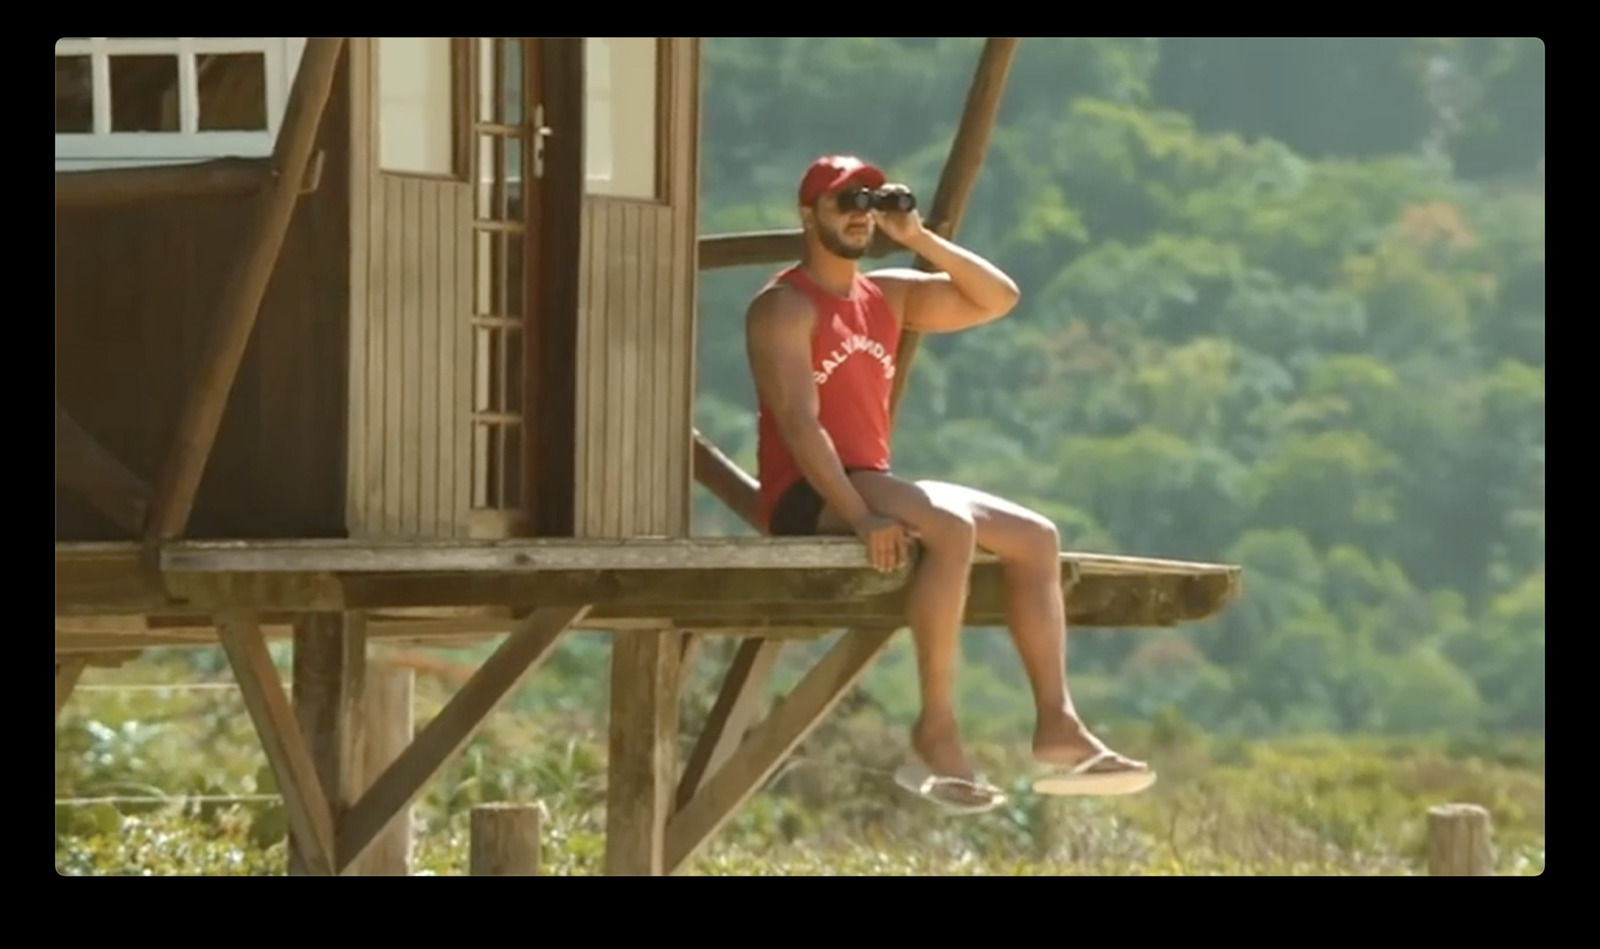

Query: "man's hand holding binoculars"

xmin=835 ymin=182 xmax=927 ymax=247
xmin=870 ymin=184 xmax=927 ymax=247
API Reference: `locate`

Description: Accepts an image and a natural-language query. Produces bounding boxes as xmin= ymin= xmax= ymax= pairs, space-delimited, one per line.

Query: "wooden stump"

xmin=470 ymin=803 xmax=543 ymax=875
xmin=1427 ymin=803 xmax=1495 ymax=876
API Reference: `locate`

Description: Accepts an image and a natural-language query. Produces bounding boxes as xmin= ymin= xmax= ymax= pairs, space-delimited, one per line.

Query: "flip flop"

xmin=1032 ymin=750 xmax=1157 ymax=797
xmin=893 ymin=759 xmax=1007 ymax=815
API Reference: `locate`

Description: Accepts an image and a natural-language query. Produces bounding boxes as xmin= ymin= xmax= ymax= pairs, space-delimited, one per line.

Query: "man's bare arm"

xmin=745 ymin=286 xmax=875 ymax=527
xmin=867 ymin=230 xmax=1021 ymax=333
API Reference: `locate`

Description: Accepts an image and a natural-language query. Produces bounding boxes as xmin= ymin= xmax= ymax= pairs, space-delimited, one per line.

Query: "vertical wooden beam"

xmin=348 ymin=659 xmax=414 ymax=875
xmin=528 ymin=36 xmax=585 ymax=537
xmin=470 ymin=803 xmax=543 ymax=875
xmin=288 ymin=612 xmax=367 ymax=876
xmin=141 ymin=37 xmax=346 ymax=551
xmin=605 ymin=630 xmax=681 ymax=876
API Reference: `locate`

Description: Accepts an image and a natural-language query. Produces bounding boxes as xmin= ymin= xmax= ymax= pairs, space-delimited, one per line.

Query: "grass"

xmin=54 ymin=650 xmax=1545 ymax=876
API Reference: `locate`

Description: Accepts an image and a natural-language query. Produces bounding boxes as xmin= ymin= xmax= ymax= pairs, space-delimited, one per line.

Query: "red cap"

xmin=797 ymin=155 xmax=886 ymax=205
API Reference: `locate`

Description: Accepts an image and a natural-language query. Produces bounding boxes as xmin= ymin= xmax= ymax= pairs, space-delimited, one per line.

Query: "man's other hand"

xmin=851 ymin=513 xmax=913 ymax=572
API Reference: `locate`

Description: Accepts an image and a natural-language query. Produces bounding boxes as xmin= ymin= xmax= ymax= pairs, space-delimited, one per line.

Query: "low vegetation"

xmin=55 ymin=647 xmax=1544 ymax=876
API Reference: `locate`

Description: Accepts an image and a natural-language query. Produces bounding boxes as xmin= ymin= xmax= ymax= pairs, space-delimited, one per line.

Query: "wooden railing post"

xmin=1426 ymin=803 xmax=1495 ymax=876
xmin=470 ymin=802 xmax=545 ymax=875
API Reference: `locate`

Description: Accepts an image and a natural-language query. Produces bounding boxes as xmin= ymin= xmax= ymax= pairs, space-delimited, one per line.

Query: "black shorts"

xmin=769 ymin=468 xmax=880 ymax=536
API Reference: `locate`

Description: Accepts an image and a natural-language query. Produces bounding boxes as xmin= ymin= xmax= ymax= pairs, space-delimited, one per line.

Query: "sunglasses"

xmin=834 ymin=186 xmax=917 ymax=214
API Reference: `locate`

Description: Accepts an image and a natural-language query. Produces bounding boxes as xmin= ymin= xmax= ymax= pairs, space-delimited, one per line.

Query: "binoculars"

xmin=835 ymin=186 xmax=917 ymax=214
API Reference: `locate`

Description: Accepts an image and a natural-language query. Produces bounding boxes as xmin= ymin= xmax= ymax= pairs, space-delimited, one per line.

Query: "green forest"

xmin=55 ymin=37 xmax=1544 ymax=875
xmin=692 ymin=36 xmax=1544 ymax=741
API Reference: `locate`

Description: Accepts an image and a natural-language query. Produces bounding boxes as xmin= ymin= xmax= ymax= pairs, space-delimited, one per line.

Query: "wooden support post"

xmin=665 ymin=628 xmax=897 ymax=874
xmin=348 ymin=660 xmax=414 ymax=875
xmin=606 ymin=630 xmax=681 ymax=876
xmin=55 ymin=401 xmax=152 ymax=536
xmin=470 ymin=803 xmax=543 ymax=875
xmin=336 ymin=605 xmax=589 ymax=872
xmin=216 ymin=609 xmax=337 ymax=876
xmin=56 ymin=658 xmax=87 ymax=719
xmin=1426 ymin=803 xmax=1495 ymax=876
xmin=288 ymin=612 xmax=366 ymax=876
xmin=141 ymin=37 xmax=345 ymax=553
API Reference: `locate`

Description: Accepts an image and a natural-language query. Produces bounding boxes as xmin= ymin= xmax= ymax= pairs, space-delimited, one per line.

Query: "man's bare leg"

xmin=817 ymin=472 xmax=991 ymax=807
xmin=933 ymin=481 xmax=1148 ymax=773
xmin=824 ymin=473 xmax=1146 ymax=780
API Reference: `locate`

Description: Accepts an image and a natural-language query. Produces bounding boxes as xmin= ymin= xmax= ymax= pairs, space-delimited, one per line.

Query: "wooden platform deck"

xmin=55 ymin=537 xmax=1242 ymax=653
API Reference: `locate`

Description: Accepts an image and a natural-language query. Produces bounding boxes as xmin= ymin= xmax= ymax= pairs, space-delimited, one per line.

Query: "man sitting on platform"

xmin=743 ymin=155 xmax=1154 ymax=813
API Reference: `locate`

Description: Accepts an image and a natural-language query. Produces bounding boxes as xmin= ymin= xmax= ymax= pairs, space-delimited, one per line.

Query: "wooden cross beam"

xmin=140 ymin=37 xmax=344 ymax=561
xmin=55 ymin=157 xmax=272 ymax=210
xmin=670 ymin=38 xmax=1021 ymax=874
xmin=699 ymin=228 xmax=909 ymax=271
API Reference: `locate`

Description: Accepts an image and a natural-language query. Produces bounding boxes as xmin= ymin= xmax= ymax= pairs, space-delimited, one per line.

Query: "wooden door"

xmin=469 ymin=37 xmax=581 ymax=538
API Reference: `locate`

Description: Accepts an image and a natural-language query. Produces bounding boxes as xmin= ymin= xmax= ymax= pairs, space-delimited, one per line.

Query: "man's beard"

xmin=818 ymin=224 xmax=869 ymax=260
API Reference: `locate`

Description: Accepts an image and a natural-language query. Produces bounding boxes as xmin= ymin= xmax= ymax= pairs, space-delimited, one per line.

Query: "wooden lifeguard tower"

xmin=54 ymin=37 xmax=1243 ymax=876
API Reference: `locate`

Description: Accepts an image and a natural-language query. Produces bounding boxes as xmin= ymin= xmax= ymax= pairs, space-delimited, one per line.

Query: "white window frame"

xmin=55 ymin=37 xmax=306 ymax=171
xmin=376 ymin=36 xmax=458 ymax=178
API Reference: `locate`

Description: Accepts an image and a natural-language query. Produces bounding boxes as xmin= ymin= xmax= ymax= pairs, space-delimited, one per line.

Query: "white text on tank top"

xmin=813 ymin=311 xmax=897 ymax=387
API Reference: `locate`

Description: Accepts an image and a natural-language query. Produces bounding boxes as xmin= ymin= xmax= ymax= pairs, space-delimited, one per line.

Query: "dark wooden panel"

xmin=54 ymin=47 xmax=354 ymax=542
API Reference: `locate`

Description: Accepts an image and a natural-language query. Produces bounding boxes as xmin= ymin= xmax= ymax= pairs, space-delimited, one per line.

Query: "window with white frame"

xmin=55 ymin=37 xmax=305 ymax=170
xmin=585 ymin=37 xmax=658 ymax=199
xmin=377 ymin=37 xmax=457 ymax=177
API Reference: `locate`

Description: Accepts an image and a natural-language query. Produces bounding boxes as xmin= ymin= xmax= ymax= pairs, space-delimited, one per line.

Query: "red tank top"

xmin=756 ymin=265 xmax=900 ymax=531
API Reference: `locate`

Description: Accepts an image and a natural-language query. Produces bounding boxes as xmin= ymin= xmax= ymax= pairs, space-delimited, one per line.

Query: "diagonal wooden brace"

xmin=141 ymin=37 xmax=345 ymax=560
xmin=665 ymin=627 xmax=897 ymax=874
xmin=887 ymin=36 xmax=1019 ymax=414
xmin=57 ymin=659 xmax=88 ymax=719
xmin=215 ymin=608 xmax=338 ymax=876
xmin=56 ymin=401 xmax=152 ymax=536
xmin=335 ymin=604 xmax=590 ymax=872
xmin=676 ymin=637 xmax=785 ymax=811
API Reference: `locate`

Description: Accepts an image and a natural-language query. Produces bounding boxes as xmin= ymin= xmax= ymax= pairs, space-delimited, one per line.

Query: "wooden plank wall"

xmin=573 ymin=37 xmax=700 ymax=539
xmin=344 ymin=38 xmax=476 ymax=540
xmin=54 ymin=49 xmax=352 ymax=542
